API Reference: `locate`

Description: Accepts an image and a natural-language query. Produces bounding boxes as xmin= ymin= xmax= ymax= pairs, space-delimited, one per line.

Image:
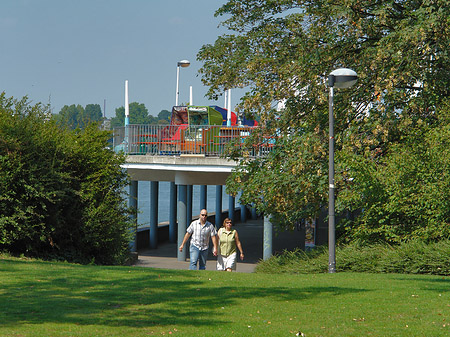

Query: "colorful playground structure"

xmin=113 ymin=105 xmax=269 ymax=156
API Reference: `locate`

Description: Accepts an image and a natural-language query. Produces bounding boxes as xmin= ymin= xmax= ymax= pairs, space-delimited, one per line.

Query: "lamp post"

xmin=173 ymin=59 xmax=190 ymax=256
xmin=328 ymin=68 xmax=357 ymax=273
xmin=124 ymin=80 xmax=129 ymax=152
xmin=175 ymin=59 xmax=190 ymax=106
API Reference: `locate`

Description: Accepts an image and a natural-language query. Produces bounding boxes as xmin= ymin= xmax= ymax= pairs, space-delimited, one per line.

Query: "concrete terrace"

xmin=123 ymin=154 xmax=236 ymax=185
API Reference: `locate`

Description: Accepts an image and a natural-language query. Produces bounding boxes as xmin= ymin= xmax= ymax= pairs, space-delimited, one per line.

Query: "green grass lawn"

xmin=1 ymin=256 xmax=450 ymax=336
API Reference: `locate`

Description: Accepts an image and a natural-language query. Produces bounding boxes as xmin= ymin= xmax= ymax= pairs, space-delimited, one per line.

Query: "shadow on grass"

xmin=0 ymin=258 xmax=367 ymax=330
xmin=390 ymin=274 xmax=450 ymax=293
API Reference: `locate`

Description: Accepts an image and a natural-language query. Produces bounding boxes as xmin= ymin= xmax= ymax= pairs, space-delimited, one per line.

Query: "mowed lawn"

xmin=1 ymin=256 xmax=449 ymax=336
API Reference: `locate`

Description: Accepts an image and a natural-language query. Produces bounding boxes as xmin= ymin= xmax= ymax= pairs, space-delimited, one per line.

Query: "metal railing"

xmin=112 ymin=124 xmax=274 ymax=157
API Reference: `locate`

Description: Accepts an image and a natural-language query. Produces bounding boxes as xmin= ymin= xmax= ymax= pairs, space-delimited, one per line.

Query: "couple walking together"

xmin=179 ymin=209 xmax=244 ymax=271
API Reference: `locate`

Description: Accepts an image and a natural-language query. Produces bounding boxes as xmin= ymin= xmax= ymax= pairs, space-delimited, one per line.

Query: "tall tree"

xmin=84 ymin=104 xmax=103 ymax=124
xmin=56 ymin=104 xmax=85 ymax=129
xmin=198 ymin=0 xmax=450 ymax=242
xmin=110 ymin=102 xmax=154 ymax=128
xmin=157 ymin=109 xmax=171 ymax=123
xmin=54 ymin=103 xmax=103 ymax=129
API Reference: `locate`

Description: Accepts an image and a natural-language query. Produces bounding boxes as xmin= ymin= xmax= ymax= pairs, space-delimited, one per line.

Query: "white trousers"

xmin=217 ymin=252 xmax=237 ymax=271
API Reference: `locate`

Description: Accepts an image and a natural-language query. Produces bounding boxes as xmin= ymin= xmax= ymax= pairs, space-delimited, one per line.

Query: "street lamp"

xmin=328 ymin=68 xmax=357 ymax=273
xmin=175 ymin=59 xmax=190 ymax=106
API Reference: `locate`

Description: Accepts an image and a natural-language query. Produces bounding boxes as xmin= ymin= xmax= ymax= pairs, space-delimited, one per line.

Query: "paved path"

xmin=134 ymin=219 xmax=263 ymax=273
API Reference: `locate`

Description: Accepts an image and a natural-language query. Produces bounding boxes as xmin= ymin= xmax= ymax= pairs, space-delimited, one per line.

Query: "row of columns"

xmin=128 ymin=181 xmax=273 ymax=260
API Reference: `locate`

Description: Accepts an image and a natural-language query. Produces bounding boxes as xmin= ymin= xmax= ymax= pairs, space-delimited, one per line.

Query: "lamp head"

xmin=177 ymin=59 xmax=190 ymax=68
xmin=328 ymin=68 xmax=357 ymax=88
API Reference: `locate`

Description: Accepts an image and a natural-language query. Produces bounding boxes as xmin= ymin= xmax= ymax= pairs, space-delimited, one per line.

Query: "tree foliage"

xmin=85 ymin=104 xmax=103 ymax=123
xmin=198 ymin=0 xmax=450 ymax=243
xmin=55 ymin=102 xmax=170 ymax=130
xmin=110 ymin=102 xmax=158 ymax=128
xmin=157 ymin=109 xmax=171 ymax=124
xmin=54 ymin=103 xmax=103 ymax=129
xmin=338 ymin=103 xmax=450 ymax=243
xmin=0 ymin=93 xmax=133 ymax=264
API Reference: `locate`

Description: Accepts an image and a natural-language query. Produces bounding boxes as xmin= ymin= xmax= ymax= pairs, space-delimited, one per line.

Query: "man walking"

xmin=179 ymin=209 xmax=218 ymax=270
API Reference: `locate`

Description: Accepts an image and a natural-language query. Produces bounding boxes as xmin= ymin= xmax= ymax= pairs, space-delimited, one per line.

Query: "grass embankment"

xmin=1 ymin=256 xmax=450 ymax=336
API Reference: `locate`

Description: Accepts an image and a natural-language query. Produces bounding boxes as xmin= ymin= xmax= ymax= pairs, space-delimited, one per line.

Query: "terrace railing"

xmin=113 ymin=124 xmax=274 ymax=157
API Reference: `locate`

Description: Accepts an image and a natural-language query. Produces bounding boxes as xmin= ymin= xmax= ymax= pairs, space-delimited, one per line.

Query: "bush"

xmin=255 ymin=246 xmax=328 ymax=274
xmin=338 ymin=106 xmax=450 ymax=244
xmin=256 ymin=240 xmax=450 ymax=275
xmin=0 ymin=93 xmax=134 ymax=264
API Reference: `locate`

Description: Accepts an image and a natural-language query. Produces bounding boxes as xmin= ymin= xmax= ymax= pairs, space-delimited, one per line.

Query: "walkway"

xmin=134 ymin=219 xmax=263 ymax=273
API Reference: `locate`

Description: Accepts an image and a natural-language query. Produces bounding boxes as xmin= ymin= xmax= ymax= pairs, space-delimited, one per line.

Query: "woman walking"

xmin=217 ymin=218 xmax=244 ymax=272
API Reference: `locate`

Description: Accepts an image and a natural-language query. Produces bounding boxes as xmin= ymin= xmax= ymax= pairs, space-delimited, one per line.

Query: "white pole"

xmin=227 ymin=89 xmax=232 ymax=126
xmin=125 ymin=80 xmax=129 ymax=125
xmin=224 ymin=90 xmax=228 ymax=109
xmin=124 ymin=80 xmax=130 ymax=150
xmin=175 ymin=66 xmax=180 ymax=106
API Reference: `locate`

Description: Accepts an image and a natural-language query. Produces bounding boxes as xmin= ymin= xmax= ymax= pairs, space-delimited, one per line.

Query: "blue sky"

xmin=0 ymin=0 xmax=235 ymax=117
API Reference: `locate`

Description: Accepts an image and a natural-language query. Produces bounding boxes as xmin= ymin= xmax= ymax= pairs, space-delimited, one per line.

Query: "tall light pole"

xmin=124 ymin=80 xmax=130 ymax=152
xmin=328 ymin=68 xmax=357 ymax=273
xmin=175 ymin=59 xmax=190 ymax=106
xmin=172 ymin=59 xmax=190 ymax=254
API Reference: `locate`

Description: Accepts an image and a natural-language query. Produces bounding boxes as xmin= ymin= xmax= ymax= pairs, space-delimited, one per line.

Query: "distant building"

xmin=101 ymin=118 xmax=111 ymax=130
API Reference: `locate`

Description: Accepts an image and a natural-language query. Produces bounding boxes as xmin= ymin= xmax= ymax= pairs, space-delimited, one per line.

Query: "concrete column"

xmin=177 ymin=184 xmax=187 ymax=261
xmin=200 ymin=185 xmax=207 ymax=211
xmin=128 ymin=180 xmax=138 ymax=252
xmin=263 ymin=215 xmax=273 ymax=260
xmin=169 ymin=182 xmax=177 ymax=243
xmin=240 ymin=200 xmax=247 ymax=223
xmin=228 ymin=194 xmax=235 ymax=223
xmin=149 ymin=181 xmax=159 ymax=249
xmin=251 ymin=204 xmax=258 ymax=220
xmin=187 ymin=185 xmax=193 ymax=225
xmin=215 ymin=185 xmax=223 ymax=227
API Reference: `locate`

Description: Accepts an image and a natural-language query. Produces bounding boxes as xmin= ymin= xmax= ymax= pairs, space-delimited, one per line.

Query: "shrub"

xmin=0 ymin=93 xmax=133 ymax=264
xmin=256 ymin=240 xmax=450 ymax=275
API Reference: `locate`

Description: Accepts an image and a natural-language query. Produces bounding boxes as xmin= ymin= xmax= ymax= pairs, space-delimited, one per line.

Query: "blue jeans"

xmin=189 ymin=244 xmax=208 ymax=270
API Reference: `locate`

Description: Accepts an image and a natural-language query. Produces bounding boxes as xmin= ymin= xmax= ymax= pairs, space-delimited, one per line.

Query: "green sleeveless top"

xmin=218 ymin=228 xmax=236 ymax=257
